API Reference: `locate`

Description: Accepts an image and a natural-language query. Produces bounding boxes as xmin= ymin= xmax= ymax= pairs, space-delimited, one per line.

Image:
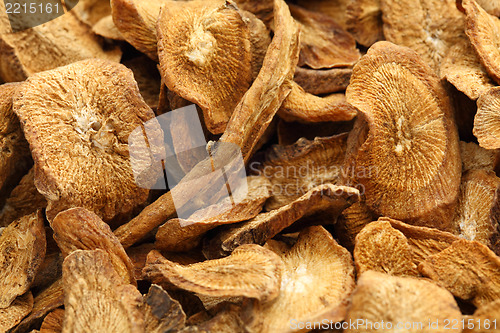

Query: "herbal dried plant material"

xmin=474 ymin=87 xmax=500 ymax=149
xmin=354 ymin=220 xmax=418 ymax=276
xmin=144 ymin=245 xmax=283 ymax=302
xmin=52 ymin=207 xmax=136 ymax=285
xmin=0 ymin=210 xmax=45 ymax=309
xmin=345 ymin=41 xmax=461 ymax=230
xmin=248 ymin=226 xmax=355 ymax=333
xmin=460 ymin=141 xmax=497 ymax=172
xmin=40 ymin=308 xmax=64 ymax=333
xmin=0 ymin=292 xmax=33 ymax=332
xmin=476 ymin=0 xmax=500 ymax=16
xmin=13 ymin=59 xmax=163 ymax=222
xmin=93 ymin=15 xmax=124 ymax=41
xmin=463 ymin=299 xmax=500 ymax=333
xmin=294 ymin=66 xmax=352 ymax=95
xmin=345 ymin=271 xmax=462 ymax=333
xmin=123 ymin=56 xmax=162 ymax=109
xmin=72 ymin=0 xmax=112 ymax=26
xmin=297 ymin=0 xmax=350 ymax=29
xmin=62 ymin=250 xmax=145 ymax=333
xmin=142 ymin=285 xmax=186 ymax=333
xmin=346 ymin=0 xmax=383 ymax=47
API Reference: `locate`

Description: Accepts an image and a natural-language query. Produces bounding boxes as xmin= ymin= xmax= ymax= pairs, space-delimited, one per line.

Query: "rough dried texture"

xmin=354 ymin=220 xmax=418 ymax=276
xmin=463 ymin=299 xmax=500 ymax=333
xmin=346 ymin=0 xmax=383 ymax=47
xmin=40 ymin=308 xmax=64 ymax=333
xmin=234 ymin=0 xmax=274 ymax=27
xmin=0 ymin=210 xmax=45 ymax=308
xmin=440 ymin=38 xmax=495 ymax=100
xmin=142 ymin=284 xmax=186 ymax=333
xmin=345 ymin=41 xmax=461 ymax=230
xmin=420 ymin=239 xmax=500 ymax=307
xmin=463 ymin=0 xmax=500 ymax=85
xmin=241 ymin=10 xmax=271 ymax=81
xmin=13 ymin=59 xmax=162 ymax=222
xmin=247 ymin=226 xmax=355 ymax=333
xmin=454 ymin=170 xmax=500 ymax=249
xmin=72 ymin=0 xmax=112 ymax=26
xmin=296 ymin=0 xmax=350 ymax=29
xmin=0 ymin=12 xmax=121 ymax=83
xmin=204 ymin=184 xmax=360 ymax=258
xmin=289 ymin=4 xmax=360 ymax=69
xmin=277 ymin=82 xmax=357 ymax=123
xmin=335 ymin=200 xmax=376 ymax=250
xmin=476 ymin=0 xmax=500 ymax=16
xmin=62 ymin=250 xmax=145 ymax=332
xmin=181 ymin=303 xmax=247 ymax=333
xmin=460 ymin=141 xmax=497 ymax=172
xmin=155 ymin=175 xmax=271 ymax=252
xmin=0 ymin=292 xmax=33 ymax=332
xmin=157 ymin=0 xmax=253 ymax=134
xmin=93 ymin=15 xmax=125 ymax=40
xmin=294 ymin=66 xmax=352 ymax=95
xmin=122 ymin=56 xmax=162 ymax=109
xmin=144 ymin=245 xmax=283 ymax=303
xmin=381 ymin=0 xmax=465 ymax=74
xmin=345 ymin=271 xmax=462 ymax=333
xmin=52 ymin=207 xmax=136 ymax=285
xmin=31 ymin=253 xmax=63 ymax=291
xmin=474 ymin=87 xmax=500 ymax=149
xmin=126 ymin=243 xmax=156 ymax=281
xmin=277 ymin=119 xmax=354 ymax=146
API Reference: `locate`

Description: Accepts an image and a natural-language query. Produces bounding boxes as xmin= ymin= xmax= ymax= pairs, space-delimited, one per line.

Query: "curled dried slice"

xmin=476 ymin=0 xmax=500 ymax=16
xmin=144 ymin=245 xmax=283 ymax=303
xmin=13 ymin=59 xmax=163 ymax=222
xmin=0 ymin=210 xmax=45 ymax=308
xmin=474 ymin=87 xmax=500 ymax=149
xmin=344 ymin=271 xmax=462 ymax=333
xmin=52 ymin=207 xmax=136 ymax=285
xmin=0 ymin=292 xmax=33 ymax=332
xmin=181 ymin=303 xmax=247 ymax=333
xmin=354 ymin=220 xmax=418 ymax=276
xmin=92 ymin=15 xmax=124 ymax=41
xmin=233 ymin=0 xmax=274 ymax=27
xmin=40 ymin=308 xmax=64 ymax=333
xmin=247 ymin=226 xmax=355 ymax=333
xmin=345 ymin=41 xmax=461 ymax=230
xmin=62 ymin=250 xmax=145 ymax=332
xmin=419 ymin=239 xmax=500 ymax=307
xmin=463 ymin=299 xmax=500 ymax=333
xmin=460 ymin=141 xmax=497 ymax=172
xmin=289 ymin=4 xmax=360 ymax=69
xmin=277 ymin=119 xmax=354 ymax=146
xmin=72 ymin=0 xmax=112 ymax=26
xmin=296 ymin=0 xmax=350 ymax=29
xmin=335 ymin=201 xmax=376 ymax=250
xmin=294 ymin=66 xmax=352 ymax=95
xmin=346 ymin=0 xmax=384 ymax=47
xmin=142 ymin=284 xmax=186 ymax=333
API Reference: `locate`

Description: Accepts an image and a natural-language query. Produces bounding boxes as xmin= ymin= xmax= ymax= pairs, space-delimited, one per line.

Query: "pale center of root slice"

xmin=186 ymin=23 xmax=217 ymax=67
xmin=281 ymin=264 xmax=313 ymax=294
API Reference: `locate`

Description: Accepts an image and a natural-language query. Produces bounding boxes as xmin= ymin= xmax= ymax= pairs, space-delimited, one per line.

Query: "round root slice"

xmin=277 ymin=82 xmax=357 ymax=123
xmin=0 ymin=292 xmax=33 ymax=332
xmin=52 ymin=207 xmax=136 ymax=285
xmin=143 ymin=245 xmax=284 ymax=303
xmin=354 ymin=220 xmax=418 ymax=276
xmin=345 ymin=41 xmax=461 ymax=229
xmin=418 ymin=239 xmax=500 ymax=307
xmin=463 ymin=0 xmax=500 ymax=85
xmin=248 ymin=226 xmax=355 ymax=333
xmin=289 ymin=4 xmax=360 ymax=69
xmin=346 ymin=0 xmax=384 ymax=47
xmin=13 ymin=59 xmax=163 ymax=222
xmin=157 ymin=0 xmax=253 ymax=134
xmin=460 ymin=141 xmax=497 ymax=172
xmin=474 ymin=87 xmax=500 ymax=149
xmin=345 ymin=271 xmax=462 ymax=333
xmin=294 ymin=66 xmax=352 ymax=95
xmin=0 ymin=210 xmax=45 ymax=309
xmin=464 ymin=299 xmax=500 ymax=333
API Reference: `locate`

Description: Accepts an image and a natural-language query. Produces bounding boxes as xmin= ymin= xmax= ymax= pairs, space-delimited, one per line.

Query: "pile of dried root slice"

xmin=2 ymin=0 xmax=500 ymax=331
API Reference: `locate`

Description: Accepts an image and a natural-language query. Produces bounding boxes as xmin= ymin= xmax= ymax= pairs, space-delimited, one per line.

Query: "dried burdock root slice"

xmin=296 ymin=0 xmax=350 ymax=29
xmin=419 ymin=239 xmax=500 ymax=307
xmin=344 ymin=271 xmax=462 ymax=333
xmin=460 ymin=141 xmax=498 ymax=172
xmin=157 ymin=0 xmax=253 ymax=134
xmin=52 ymin=207 xmax=136 ymax=285
xmin=204 ymin=184 xmax=360 ymax=258
xmin=31 ymin=252 xmax=63 ymax=290
xmin=345 ymin=41 xmax=461 ymax=230
xmin=277 ymin=82 xmax=357 ymax=123
xmin=233 ymin=0 xmax=274 ymax=27
xmin=241 ymin=9 xmax=272 ymax=81
xmin=440 ymin=39 xmax=495 ymax=100
xmin=142 ymin=284 xmax=186 ymax=333
xmin=40 ymin=308 xmax=64 ymax=333
xmin=289 ymin=4 xmax=360 ymax=69
xmin=476 ymin=0 xmax=500 ymax=16
xmin=354 ymin=220 xmax=418 ymax=276
xmin=463 ymin=299 xmax=500 ymax=333
xmin=247 ymin=226 xmax=355 ymax=333
xmin=181 ymin=303 xmax=247 ymax=333
xmin=93 ymin=15 xmax=125 ymax=41
xmin=474 ymin=87 xmax=500 ymax=149
xmin=294 ymin=66 xmax=352 ymax=95
xmin=454 ymin=170 xmax=500 ymax=249
xmin=346 ymin=0 xmax=384 ymax=47
xmin=62 ymin=250 xmax=145 ymax=332
xmin=381 ymin=0 xmax=465 ymax=74
xmin=0 ymin=292 xmax=33 ymax=332
xmin=335 ymin=200 xmax=377 ymax=250
xmin=155 ymin=175 xmax=271 ymax=252
xmin=144 ymin=245 xmax=283 ymax=303
xmin=0 ymin=210 xmax=45 ymax=308
xmin=72 ymin=0 xmax=112 ymax=26
xmin=13 ymin=59 xmax=162 ymax=222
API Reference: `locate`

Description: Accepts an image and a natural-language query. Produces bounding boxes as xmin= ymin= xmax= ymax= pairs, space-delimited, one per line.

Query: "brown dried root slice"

xmin=289 ymin=4 xmax=360 ymax=69
xmin=277 ymin=82 xmax=357 ymax=123
xmin=155 ymin=175 xmax=271 ymax=252
xmin=346 ymin=0 xmax=384 ymax=47
xmin=122 ymin=56 xmax=161 ymax=109
xmin=440 ymin=38 xmax=495 ymax=100
xmin=354 ymin=220 xmax=418 ymax=276
xmin=296 ymin=0 xmax=350 ymax=29
xmin=181 ymin=303 xmax=247 ymax=333
xmin=247 ymin=226 xmax=355 ymax=333
xmin=474 ymin=87 xmax=500 ymax=149
xmin=0 ymin=292 xmax=33 ymax=332
xmin=72 ymin=0 xmax=112 ymax=26
xmin=32 ymin=252 xmax=63 ymax=290
xmin=294 ymin=66 xmax=352 ymax=95
xmin=93 ymin=15 xmax=125 ymax=40
xmin=381 ymin=0 xmax=465 ymax=74
xmin=277 ymin=119 xmax=354 ymax=146
xmin=419 ymin=240 xmax=500 ymax=307
xmin=40 ymin=308 xmax=64 ymax=333
xmin=52 ymin=207 xmax=136 ymax=285
xmin=345 ymin=41 xmax=461 ymax=230
xmin=345 ymin=271 xmax=462 ymax=333
xmin=62 ymin=250 xmax=145 ymax=332
xmin=335 ymin=200 xmax=376 ymax=250
xmin=233 ymin=0 xmax=274 ymax=27
xmin=13 ymin=59 xmax=162 ymax=222
xmin=204 ymin=184 xmax=360 ymax=258
xmin=144 ymin=245 xmax=283 ymax=303
xmin=142 ymin=284 xmax=186 ymax=333
xmin=463 ymin=299 xmax=500 ymax=333
xmin=454 ymin=170 xmax=500 ymax=249
xmin=0 ymin=210 xmax=45 ymax=308
xmin=476 ymin=0 xmax=500 ymax=16
xmin=460 ymin=141 xmax=497 ymax=172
